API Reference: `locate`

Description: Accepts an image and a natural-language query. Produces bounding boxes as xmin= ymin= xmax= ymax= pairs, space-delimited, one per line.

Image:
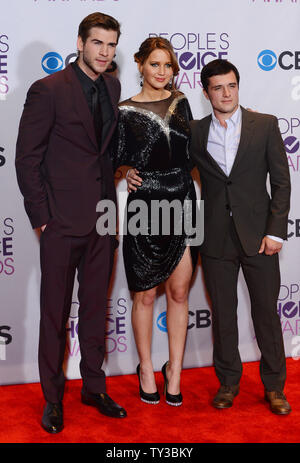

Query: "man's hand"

xmin=259 ymin=236 xmax=283 ymax=255
xmin=126 ymin=168 xmax=143 ymax=193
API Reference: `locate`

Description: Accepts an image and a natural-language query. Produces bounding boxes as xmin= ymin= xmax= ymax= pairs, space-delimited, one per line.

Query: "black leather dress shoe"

xmin=41 ymin=402 xmax=63 ymax=434
xmin=212 ymin=384 xmax=239 ymax=409
xmin=81 ymin=392 xmax=127 ymax=418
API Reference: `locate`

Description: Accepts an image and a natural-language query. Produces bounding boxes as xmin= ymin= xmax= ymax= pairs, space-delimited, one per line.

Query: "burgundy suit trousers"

xmin=38 ymin=221 xmax=115 ymax=403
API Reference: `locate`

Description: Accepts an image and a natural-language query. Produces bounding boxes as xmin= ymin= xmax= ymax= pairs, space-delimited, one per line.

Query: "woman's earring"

xmin=140 ymin=74 xmax=144 ymax=87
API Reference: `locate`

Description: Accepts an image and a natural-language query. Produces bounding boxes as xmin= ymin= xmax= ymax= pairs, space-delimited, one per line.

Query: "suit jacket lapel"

xmin=102 ymin=73 xmax=118 ymax=120
xmin=229 ymin=106 xmax=255 ymax=176
xmin=100 ymin=73 xmax=118 ymax=155
xmin=201 ymin=115 xmax=227 ymax=178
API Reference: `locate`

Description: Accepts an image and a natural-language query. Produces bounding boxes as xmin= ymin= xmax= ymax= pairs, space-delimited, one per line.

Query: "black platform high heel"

xmin=136 ymin=364 xmax=160 ymax=404
xmin=161 ymin=361 xmax=183 ymax=407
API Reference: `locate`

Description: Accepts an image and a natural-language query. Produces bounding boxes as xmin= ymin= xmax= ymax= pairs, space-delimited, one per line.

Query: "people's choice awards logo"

xmin=106 ymin=298 xmax=128 ymax=354
xmin=0 ymin=218 xmax=14 ymax=277
xmin=0 ymin=34 xmax=9 ymax=99
xmin=284 ymin=136 xmax=300 ymax=154
xmin=65 ymin=298 xmax=128 ymax=358
xmin=149 ymin=32 xmax=230 ymax=89
xmin=278 ymin=117 xmax=300 ymax=172
xmin=0 ymin=325 xmax=12 ymax=361
xmin=278 ymin=283 xmax=300 ymax=338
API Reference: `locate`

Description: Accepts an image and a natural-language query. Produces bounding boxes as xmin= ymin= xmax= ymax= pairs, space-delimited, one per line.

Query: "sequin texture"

xmin=111 ymin=91 xmax=198 ymax=291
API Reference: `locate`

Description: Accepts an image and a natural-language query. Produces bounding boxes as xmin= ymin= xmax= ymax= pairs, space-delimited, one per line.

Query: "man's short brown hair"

xmin=78 ymin=12 xmax=121 ymax=43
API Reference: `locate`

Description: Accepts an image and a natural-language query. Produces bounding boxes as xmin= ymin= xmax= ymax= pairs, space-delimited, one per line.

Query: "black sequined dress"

xmin=112 ymin=91 xmax=198 ymax=292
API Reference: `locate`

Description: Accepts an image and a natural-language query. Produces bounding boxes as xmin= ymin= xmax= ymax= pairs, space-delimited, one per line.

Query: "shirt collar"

xmin=211 ymin=105 xmax=241 ymax=128
xmin=72 ymin=60 xmax=103 ymax=91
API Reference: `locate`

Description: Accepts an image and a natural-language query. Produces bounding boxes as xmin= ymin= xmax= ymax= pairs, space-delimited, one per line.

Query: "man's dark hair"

xmin=78 ymin=12 xmax=121 ymax=43
xmin=201 ymin=59 xmax=240 ymax=92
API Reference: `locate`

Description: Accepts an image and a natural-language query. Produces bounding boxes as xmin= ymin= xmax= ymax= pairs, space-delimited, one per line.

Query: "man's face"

xmin=204 ymin=70 xmax=239 ymax=118
xmin=77 ymin=27 xmax=118 ymax=80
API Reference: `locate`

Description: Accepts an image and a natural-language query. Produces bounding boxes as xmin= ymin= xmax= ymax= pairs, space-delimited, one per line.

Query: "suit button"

xmin=96 ymin=177 xmax=101 ymax=181
xmin=225 ymin=204 xmax=230 ymax=210
xmin=227 ymin=181 xmax=232 ymax=185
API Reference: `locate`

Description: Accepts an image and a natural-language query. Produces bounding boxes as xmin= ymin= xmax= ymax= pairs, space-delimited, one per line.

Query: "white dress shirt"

xmin=207 ymin=106 xmax=282 ymax=243
xmin=207 ymin=105 xmax=242 ymax=177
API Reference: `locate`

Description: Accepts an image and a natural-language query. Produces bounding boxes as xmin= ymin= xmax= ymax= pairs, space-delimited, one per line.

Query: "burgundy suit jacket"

xmin=15 ymin=64 xmax=120 ymax=236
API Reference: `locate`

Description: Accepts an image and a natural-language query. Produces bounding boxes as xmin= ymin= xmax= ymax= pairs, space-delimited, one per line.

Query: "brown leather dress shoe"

xmin=265 ymin=391 xmax=291 ymax=415
xmin=212 ymin=384 xmax=240 ymax=409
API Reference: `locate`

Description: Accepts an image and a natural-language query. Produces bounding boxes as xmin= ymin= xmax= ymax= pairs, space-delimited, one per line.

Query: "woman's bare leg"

xmin=131 ymin=286 xmax=158 ymax=393
xmin=164 ymin=247 xmax=193 ymax=395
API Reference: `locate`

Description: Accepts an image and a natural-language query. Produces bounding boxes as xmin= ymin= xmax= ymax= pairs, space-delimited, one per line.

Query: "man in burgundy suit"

xmin=15 ymin=12 xmax=126 ymax=434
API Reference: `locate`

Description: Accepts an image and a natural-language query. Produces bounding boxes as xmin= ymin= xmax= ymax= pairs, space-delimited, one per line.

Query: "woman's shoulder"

xmin=119 ymin=98 xmax=133 ymax=108
xmin=170 ymin=90 xmax=190 ymax=107
xmin=172 ymin=89 xmax=186 ymax=99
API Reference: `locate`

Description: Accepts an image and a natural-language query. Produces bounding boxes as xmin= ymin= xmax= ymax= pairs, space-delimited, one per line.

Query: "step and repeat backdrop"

xmin=1 ymin=0 xmax=300 ymax=385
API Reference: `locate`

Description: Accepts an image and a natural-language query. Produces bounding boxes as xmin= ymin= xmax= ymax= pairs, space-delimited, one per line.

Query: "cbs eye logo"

xmin=0 ymin=147 xmax=5 ymax=167
xmin=156 ymin=311 xmax=168 ymax=332
xmin=257 ymin=49 xmax=277 ymax=71
xmin=258 ymin=49 xmax=300 ymax=71
xmin=41 ymin=52 xmax=64 ymax=75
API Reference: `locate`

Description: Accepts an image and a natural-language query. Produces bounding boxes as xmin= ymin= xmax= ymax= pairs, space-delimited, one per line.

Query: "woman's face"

xmin=139 ymin=48 xmax=173 ymax=91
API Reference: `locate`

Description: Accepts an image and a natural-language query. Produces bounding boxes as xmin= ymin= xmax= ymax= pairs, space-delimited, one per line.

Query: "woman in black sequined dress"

xmin=112 ymin=38 xmax=198 ymax=406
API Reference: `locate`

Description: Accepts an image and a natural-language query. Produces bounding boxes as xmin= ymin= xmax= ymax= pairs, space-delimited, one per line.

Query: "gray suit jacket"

xmin=189 ymin=107 xmax=291 ymax=258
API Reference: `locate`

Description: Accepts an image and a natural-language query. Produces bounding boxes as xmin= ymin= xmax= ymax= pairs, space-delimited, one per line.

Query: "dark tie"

xmin=91 ymin=84 xmax=103 ymax=150
xmin=91 ymin=84 xmax=107 ymax=199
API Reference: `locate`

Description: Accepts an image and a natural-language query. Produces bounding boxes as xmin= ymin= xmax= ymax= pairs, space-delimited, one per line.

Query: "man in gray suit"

xmin=189 ymin=59 xmax=291 ymax=414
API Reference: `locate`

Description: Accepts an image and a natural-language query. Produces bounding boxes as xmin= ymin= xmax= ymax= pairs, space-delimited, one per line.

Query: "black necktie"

xmin=91 ymin=84 xmax=103 ymax=150
xmin=91 ymin=84 xmax=107 ymax=199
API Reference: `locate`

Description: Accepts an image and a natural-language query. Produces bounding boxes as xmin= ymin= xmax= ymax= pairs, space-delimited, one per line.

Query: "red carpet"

xmin=1 ymin=358 xmax=299 ymax=444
